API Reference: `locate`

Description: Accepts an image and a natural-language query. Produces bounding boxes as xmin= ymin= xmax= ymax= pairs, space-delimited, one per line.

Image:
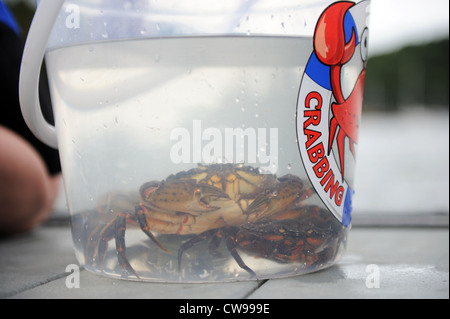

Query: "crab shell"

xmin=136 ymin=164 xmax=313 ymax=235
xmin=234 ymin=205 xmax=344 ymax=266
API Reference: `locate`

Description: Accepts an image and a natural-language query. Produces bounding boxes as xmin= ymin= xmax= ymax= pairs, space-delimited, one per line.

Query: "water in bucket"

xmin=20 ymin=0 xmax=370 ymax=282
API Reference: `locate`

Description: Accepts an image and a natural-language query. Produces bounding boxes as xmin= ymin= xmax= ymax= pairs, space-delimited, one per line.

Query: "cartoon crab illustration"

xmin=314 ymin=1 xmax=367 ymax=177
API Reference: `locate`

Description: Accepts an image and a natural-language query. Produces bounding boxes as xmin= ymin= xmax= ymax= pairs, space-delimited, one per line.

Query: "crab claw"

xmin=244 ymin=176 xmax=312 ymax=220
xmin=140 ymin=179 xmax=230 ymax=215
xmin=190 ymin=182 xmax=231 ymax=213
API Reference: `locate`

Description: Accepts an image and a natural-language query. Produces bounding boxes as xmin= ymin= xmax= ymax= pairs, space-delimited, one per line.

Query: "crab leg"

xmin=177 ymin=228 xmax=257 ymax=278
xmin=225 ymin=235 xmax=257 ymax=278
xmin=135 ymin=205 xmax=170 ymax=253
xmin=115 ymin=213 xmax=139 ymax=278
xmin=86 ymin=217 xmax=116 ymax=269
xmin=86 ymin=212 xmax=139 ymax=278
xmin=177 ymin=229 xmax=218 ymax=272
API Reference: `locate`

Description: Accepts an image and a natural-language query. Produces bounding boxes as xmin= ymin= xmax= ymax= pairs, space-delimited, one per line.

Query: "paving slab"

xmin=1 ymin=225 xmax=448 ymax=299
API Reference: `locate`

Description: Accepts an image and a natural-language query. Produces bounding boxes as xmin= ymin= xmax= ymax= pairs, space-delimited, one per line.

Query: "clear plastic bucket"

xmin=20 ymin=0 xmax=371 ymax=282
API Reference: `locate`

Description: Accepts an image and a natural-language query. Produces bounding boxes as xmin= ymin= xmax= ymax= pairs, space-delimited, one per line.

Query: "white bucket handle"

xmin=19 ymin=0 xmax=65 ymax=149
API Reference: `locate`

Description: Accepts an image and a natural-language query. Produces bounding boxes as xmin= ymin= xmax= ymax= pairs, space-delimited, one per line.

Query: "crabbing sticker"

xmin=297 ymin=1 xmax=370 ymax=226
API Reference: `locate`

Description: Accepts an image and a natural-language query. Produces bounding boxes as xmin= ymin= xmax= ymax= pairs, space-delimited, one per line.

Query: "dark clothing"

xmin=0 ymin=3 xmax=61 ymax=175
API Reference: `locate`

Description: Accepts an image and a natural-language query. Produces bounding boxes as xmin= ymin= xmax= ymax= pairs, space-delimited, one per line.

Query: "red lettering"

xmin=324 ymin=173 xmax=340 ymax=201
xmin=307 ymin=142 xmax=325 ymax=163
xmin=320 ymin=169 xmax=333 ymax=186
xmin=303 ymin=110 xmax=321 ymax=128
xmin=335 ymin=186 xmax=344 ymax=206
xmin=305 ymin=91 xmax=323 ymax=110
xmin=318 ymin=168 xmax=344 ymax=206
xmin=313 ymin=156 xmax=329 ymax=178
xmin=303 ymin=92 xmax=323 ymax=148
xmin=303 ymin=90 xmax=345 ymax=208
xmin=304 ymin=129 xmax=321 ymax=149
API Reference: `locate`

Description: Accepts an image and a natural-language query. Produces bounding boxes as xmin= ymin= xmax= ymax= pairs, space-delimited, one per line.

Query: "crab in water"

xmin=85 ymin=164 xmax=344 ymax=278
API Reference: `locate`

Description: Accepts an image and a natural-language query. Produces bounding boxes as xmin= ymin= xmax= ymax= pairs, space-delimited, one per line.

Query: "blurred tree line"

xmin=6 ymin=1 xmax=450 ymax=112
xmin=364 ymin=38 xmax=449 ymax=111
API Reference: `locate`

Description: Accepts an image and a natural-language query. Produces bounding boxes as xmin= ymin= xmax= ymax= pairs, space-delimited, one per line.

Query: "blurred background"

xmin=4 ymin=0 xmax=449 ymax=225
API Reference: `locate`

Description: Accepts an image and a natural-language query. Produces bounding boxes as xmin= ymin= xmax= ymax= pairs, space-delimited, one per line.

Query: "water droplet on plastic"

xmin=287 ymin=163 xmax=292 ymax=170
xmin=241 ymin=107 xmax=245 ymax=112
xmin=123 ymin=2 xmax=132 ymax=10
xmin=235 ymin=97 xmax=240 ymax=103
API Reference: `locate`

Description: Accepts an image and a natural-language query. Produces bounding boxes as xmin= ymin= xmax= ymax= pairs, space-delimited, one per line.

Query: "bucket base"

xmin=71 ymin=212 xmax=348 ymax=283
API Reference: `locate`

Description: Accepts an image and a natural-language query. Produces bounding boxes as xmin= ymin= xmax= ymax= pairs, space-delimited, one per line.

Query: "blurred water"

xmin=353 ymin=108 xmax=449 ymax=216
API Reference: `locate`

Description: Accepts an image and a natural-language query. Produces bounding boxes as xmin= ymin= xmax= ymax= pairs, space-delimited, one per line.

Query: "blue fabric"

xmin=0 ymin=1 xmax=21 ymax=35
